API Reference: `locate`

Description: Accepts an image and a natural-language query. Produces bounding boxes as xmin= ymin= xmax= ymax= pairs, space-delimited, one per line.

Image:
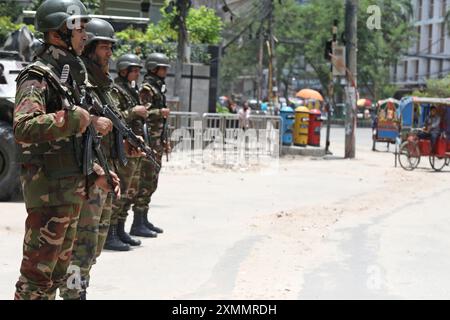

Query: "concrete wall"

xmin=111 ymin=63 xmax=212 ymax=114
xmin=165 ymin=63 xmax=212 ymax=114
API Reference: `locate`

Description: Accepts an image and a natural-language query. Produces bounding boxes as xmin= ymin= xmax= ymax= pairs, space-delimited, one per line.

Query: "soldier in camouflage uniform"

xmin=129 ymin=53 xmax=171 ymax=238
xmin=59 ymin=18 xmax=134 ymax=300
xmin=108 ymin=54 xmax=148 ymax=247
xmin=13 ymin=0 xmax=117 ymax=300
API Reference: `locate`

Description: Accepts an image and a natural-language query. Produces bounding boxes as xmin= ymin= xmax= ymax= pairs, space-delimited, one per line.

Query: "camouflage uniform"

xmin=14 ymin=45 xmax=88 ymax=300
xmin=59 ymin=54 xmax=125 ymax=299
xmin=133 ymin=73 xmax=166 ymax=216
xmin=110 ymin=76 xmax=142 ymax=226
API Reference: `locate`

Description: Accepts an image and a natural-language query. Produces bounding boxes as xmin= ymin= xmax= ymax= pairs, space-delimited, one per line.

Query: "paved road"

xmin=1 ymin=128 xmax=450 ymax=300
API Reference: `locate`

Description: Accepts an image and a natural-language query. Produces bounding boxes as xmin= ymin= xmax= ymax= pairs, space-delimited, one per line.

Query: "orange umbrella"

xmin=296 ymin=89 xmax=323 ymax=102
xmin=357 ymin=98 xmax=372 ymax=108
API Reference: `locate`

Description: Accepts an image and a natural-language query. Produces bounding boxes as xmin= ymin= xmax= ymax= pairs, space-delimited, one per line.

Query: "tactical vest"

xmin=142 ymin=75 xmax=166 ymax=141
xmin=113 ymin=78 xmax=142 ymax=135
xmin=114 ymin=77 xmax=140 ymax=109
xmin=89 ymin=85 xmax=121 ymax=161
xmin=142 ymin=75 xmax=166 ymax=110
xmin=16 ymin=60 xmax=84 ymax=179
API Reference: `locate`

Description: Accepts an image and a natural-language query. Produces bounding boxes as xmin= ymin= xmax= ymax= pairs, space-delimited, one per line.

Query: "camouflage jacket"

xmin=14 ymin=45 xmax=87 ymax=208
xmin=82 ymin=57 xmax=124 ymax=163
xmin=139 ymin=73 xmax=167 ymax=143
xmin=113 ymin=76 xmax=143 ymax=135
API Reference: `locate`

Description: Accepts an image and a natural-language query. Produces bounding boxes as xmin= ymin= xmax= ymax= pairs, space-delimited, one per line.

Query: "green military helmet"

xmin=145 ymin=52 xmax=171 ymax=71
xmin=35 ymin=0 xmax=91 ymax=32
xmin=116 ymin=53 xmax=143 ymax=71
xmin=85 ymin=18 xmax=117 ymax=46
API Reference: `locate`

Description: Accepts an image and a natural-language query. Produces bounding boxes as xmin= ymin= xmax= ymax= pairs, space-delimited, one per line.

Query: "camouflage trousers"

xmin=58 ymin=180 xmax=113 ymax=299
xmin=14 ymin=176 xmax=85 ymax=300
xmin=132 ymin=145 xmax=163 ymax=214
xmin=110 ymin=157 xmax=141 ymax=226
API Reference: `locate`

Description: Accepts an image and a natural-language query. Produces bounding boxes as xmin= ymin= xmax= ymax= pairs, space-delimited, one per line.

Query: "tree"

xmin=219 ymin=38 xmax=260 ymax=95
xmin=0 ymin=16 xmax=36 ymax=46
xmin=412 ymin=76 xmax=450 ymax=98
xmin=274 ymin=0 xmax=414 ymax=100
xmin=156 ymin=2 xmax=223 ymax=45
xmin=186 ymin=6 xmax=223 ymax=45
xmin=219 ymin=0 xmax=415 ymax=100
xmin=357 ymin=0 xmax=414 ymax=99
xmin=114 ymin=4 xmax=222 ymax=62
xmin=0 ymin=0 xmax=23 ymax=22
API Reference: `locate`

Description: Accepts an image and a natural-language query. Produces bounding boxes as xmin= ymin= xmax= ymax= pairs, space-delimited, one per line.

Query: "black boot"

xmin=104 ymin=224 xmax=131 ymax=251
xmin=143 ymin=212 xmax=164 ymax=234
xmin=117 ymin=221 xmax=141 ymax=246
xmin=79 ymin=277 xmax=88 ymax=300
xmin=130 ymin=213 xmax=158 ymax=238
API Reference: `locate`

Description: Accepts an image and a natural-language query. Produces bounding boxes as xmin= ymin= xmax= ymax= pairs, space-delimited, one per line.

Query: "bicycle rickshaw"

xmin=397 ymin=97 xmax=450 ymax=171
xmin=372 ymin=98 xmax=400 ymax=151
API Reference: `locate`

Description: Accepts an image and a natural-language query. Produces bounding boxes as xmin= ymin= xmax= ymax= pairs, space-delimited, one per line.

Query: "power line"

xmin=222 ymin=0 xmax=270 ymax=35
xmin=222 ymin=0 xmax=271 ymax=49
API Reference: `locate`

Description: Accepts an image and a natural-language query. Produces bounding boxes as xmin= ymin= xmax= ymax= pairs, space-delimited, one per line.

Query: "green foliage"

xmin=124 ymin=2 xmax=223 ymax=45
xmin=357 ymin=0 xmax=414 ymax=99
xmin=0 ymin=16 xmax=36 ymax=46
xmin=412 ymin=76 xmax=450 ymax=98
xmin=114 ymin=4 xmax=222 ymax=64
xmin=216 ymin=103 xmax=231 ymax=114
xmin=219 ymin=40 xmax=260 ymax=95
xmin=0 ymin=0 xmax=34 ymax=44
xmin=187 ymin=6 xmax=223 ymax=45
xmin=277 ymin=0 xmax=413 ymax=100
xmin=0 ymin=0 xmax=23 ymax=21
xmin=219 ymin=0 xmax=414 ymax=100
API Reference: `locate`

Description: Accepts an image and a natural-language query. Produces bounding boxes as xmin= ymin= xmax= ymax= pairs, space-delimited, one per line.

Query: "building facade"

xmin=98 ymin=0 xmax=165 ymax=20
xmin=392 ymin=0 xmax=450 ymax=90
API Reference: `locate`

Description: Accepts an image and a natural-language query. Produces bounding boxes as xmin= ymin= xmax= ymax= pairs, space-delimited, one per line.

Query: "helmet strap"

xmin=117 ymin=67 xmax=128 ymax=81
xmin=151 ymin=67 xmax=159 ymax=75
xmin=57 ymin=28 xmax=75 ymax=53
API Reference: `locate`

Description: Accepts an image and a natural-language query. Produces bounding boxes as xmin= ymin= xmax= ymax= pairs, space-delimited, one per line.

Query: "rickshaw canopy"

xmin=399 ymin=96 xmax=450 ymax=129
xmin=377 ymin=98 xmax=400 ymax=107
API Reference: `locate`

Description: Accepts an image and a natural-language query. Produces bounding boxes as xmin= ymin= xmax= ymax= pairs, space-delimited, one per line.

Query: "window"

xmin=418 ymin=0 xmax=423 ymax=20
xmin=439 ymin=60 xmax=444 ymax=78
xmin=441 ymin=0 xmax=447 ymax=17
xmin=440 ymin=22 xmax=446 ymax=53
xmin=428 ymin=25 xmax=433 ymax=54
xmin=427 ymin=59 xmax=432 ymax=78
xmin=417 ymin=26 xmax=422 ymax=52
xmin=414 ymin=60 xmax=420 ymax=81
xmin=429 ymin=0 xmax=435 ymax=19
xmin=404 ymin=61 xmax=409 ymax=82
xmin=393 ymin=64 xmax=398 ymax=82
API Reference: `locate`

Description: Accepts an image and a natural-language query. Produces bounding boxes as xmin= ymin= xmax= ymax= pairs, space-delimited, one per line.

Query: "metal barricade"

xmin=249 ymin=115 xmax=282 ymax=158
xmin=202 ymin=113 xmax=282 ymax=160
xmin=168 ymin=111 xmax=201 ymax=153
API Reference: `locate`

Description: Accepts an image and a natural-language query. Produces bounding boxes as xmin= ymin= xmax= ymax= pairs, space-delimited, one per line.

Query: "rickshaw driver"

xmin=418 ymin=106 xmax=441 ymax=153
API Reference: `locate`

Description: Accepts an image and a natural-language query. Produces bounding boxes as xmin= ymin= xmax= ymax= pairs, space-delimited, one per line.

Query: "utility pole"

xmin=268 ymin=0 xmax=278 ymax=112
xmin=174 ymin=0 xmax=191 ymax=112
xmin=325 ymin=19 xmax=339 ymax=155
xmin=344 ymin=0 xmax=358 ymax=159
xmin=257 ymin=26 xmax=264 ymax=103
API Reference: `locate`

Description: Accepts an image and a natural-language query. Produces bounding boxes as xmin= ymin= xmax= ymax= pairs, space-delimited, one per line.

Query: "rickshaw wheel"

xmin=429 ymin=155 xmax=447 ymax=172
xmin=399 ymin=141 xmax=420 ymax=171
